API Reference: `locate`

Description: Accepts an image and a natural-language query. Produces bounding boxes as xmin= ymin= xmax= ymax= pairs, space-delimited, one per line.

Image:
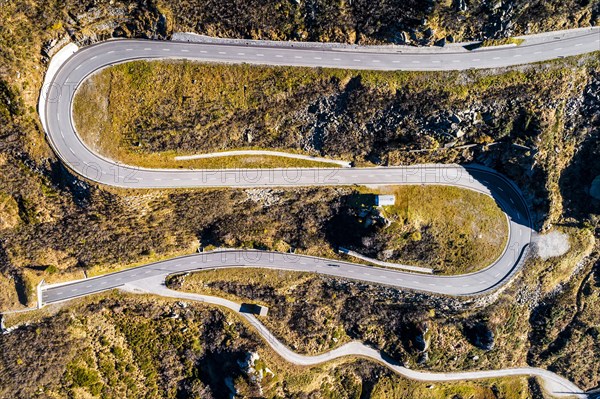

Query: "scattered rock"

xmin=399 ymin=31 xmax=409 ymax=44
xmin=245 ymin=189 xmax=281 ymax=207
xmin=435 ymin=37 xmax=446 ymax=47
xmin=455 ymin=0 xmax=468 ymax=12
xmin=450 ymin=114 xmax=463 ymax=124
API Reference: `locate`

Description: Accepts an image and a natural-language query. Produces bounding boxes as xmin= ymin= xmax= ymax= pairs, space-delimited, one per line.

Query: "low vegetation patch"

xmin=73 ymin=56 xmax=598 ymax=176
xmin=171 ymin=227 xmax=597 ymax=389
xmin=480 ymin=37 xmax=525 ymax=47
xmin=0 ymin=191 xmax=20 ymax=230
xmin=328 ymin=186 xmax=508 ymax=274
xmin=0 ymin=293 xmax=540 ymax=399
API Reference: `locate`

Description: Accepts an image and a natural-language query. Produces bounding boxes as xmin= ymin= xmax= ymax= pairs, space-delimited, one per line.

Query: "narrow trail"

xmin=121 ymin=276 xmax=586 ymax=398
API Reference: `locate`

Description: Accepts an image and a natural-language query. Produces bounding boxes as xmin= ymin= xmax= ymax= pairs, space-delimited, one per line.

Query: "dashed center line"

xmin=43 ymin=34 xmax=584 ymax=302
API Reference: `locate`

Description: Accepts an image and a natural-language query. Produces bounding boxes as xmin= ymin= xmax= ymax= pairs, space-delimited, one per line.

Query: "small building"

xmin=375 ymin=195 xmax=396 ymax=206
xmin=240 ymin=303 xmax=269 ymax=317
xmin=257 ymin=305 xmax=269 ymax=317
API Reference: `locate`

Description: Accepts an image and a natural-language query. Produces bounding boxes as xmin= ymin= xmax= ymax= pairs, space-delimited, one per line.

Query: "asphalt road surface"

xmin=42 ymin=30 xmax=600 ymax=303
xmin=40 ymin=30 xmax=600 ymax=300
xmin=36 ymin=28 xmax=600 ymax=398
xmin=38 ymin=31 xmax=592 ymax=301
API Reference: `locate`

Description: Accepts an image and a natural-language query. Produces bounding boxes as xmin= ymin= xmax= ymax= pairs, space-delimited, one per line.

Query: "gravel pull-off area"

xmin=532 ymin=231 xmax=571 ymax=260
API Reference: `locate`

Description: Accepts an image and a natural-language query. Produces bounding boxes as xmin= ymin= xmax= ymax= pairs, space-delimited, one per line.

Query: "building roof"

xmin=376 ymin=195 xmax=396 ymax=206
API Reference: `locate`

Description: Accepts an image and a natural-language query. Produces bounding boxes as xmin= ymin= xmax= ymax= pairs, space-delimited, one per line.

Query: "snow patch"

xmin=532 ymin=231 xmax=570 ymax=260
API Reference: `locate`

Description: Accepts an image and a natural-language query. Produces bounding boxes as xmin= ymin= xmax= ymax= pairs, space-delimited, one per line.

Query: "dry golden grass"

xmin=377 ymin=185 xmax=508 ymax=274
xmin=2 ymin=291 xmax=540 ymax=399
xmin=73 ymin=61 xmax=343 ymax=169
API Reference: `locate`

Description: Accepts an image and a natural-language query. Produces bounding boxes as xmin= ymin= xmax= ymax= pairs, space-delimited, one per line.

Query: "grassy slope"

xmin=1 ymin=182 xmax=507 ymax=311
xmin=73 ymin=60 xmax=355 ymax=169
xmin=171 ymin=226 xmax=596 ymax=388
xmin=0 ymin=1 xmax=598 ymax=396
xmin=73 ymin=58 xmax=598 ymax=174
xmin=164 ymin=0 xmax=598 ymax=44
xmin=0 ymin=292 xmax=540 ymax=399
xmin=371 ymin=185 xmax=507 ymax=274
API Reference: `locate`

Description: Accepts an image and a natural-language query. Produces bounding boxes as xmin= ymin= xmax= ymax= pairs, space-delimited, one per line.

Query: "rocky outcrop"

xmin=463 ymin=321 xmax=495 ymax=351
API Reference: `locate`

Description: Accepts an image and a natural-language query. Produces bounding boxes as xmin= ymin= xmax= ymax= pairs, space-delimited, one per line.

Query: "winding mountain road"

xmin=36 ymin=29 xmax=600 ymax=397
xmin=39 ymin=25 xmax=600 ymax=303
xmin=120 ymin=276 xmax=585 ymax=397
